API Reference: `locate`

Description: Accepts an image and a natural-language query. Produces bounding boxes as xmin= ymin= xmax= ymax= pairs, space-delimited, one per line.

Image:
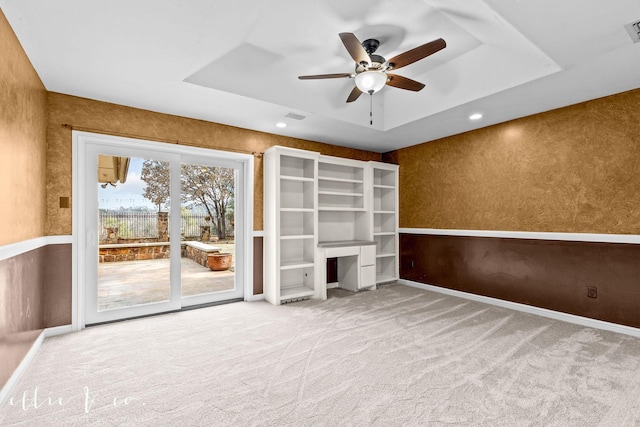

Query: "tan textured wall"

xmin=385 ymin=88 xmax=640 ymax=234
xmin=0 ymin=9 xmax=48 ymax=245
xmin=46 ymin=93 xmax=381 ymax=235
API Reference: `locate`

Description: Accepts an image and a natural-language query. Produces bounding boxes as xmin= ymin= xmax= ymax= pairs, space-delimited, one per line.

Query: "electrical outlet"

xmin=587 ymin=286 xmax=597 ymax=299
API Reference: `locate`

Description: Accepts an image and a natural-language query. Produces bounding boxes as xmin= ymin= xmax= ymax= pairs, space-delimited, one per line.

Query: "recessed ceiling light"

xmin=469 ymin=113 xmax=483 ymax=120
xmin=276 ymin=122 xmax=287 ymax=128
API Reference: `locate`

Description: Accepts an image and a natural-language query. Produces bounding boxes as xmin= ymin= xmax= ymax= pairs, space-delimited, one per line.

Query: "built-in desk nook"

xmin=264 ymin=146 xmax=399 ymax=305
xmin=317 ymin=240 xmax=377 ymax=298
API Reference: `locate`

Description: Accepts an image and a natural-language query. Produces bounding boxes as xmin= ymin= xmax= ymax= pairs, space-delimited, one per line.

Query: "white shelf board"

xmin=373 ymin=229 xmax=396 ymax=234
xmin=318 ymin=191 xmax=364 ymax=197
xmin=318 ymin=176 xmax=363 ymax=184
xmin=374 ymin=211 xmax=395 ymax=215
xmin=280 ymin=234 xmax=315 ymax=240
xmin=280 ymin=175 xmax=314 ymax=182
xmin=376 ymin=274 xmax=397 ymax=284
xmin=373 ymin=184 xmax=396 ymax=189
xmin=319 ymin=207 xmax=366 ymax=212
xmin=281 ymin=208 xmax=314 ymax=213
xmin=280 ymin=285 xmax=315 ymax=300
xmin=280 ymin=261 xmax=315 ymax=270
xmin=376 ymin=253 xmax=396 ymax=258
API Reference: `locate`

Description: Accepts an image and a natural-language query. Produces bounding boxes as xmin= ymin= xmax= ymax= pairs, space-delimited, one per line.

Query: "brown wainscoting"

xmin=0 ymin=242 xmax=71 ymax=392
xmin=253 ymin=236 xmax=263 ymax=296
xmin=400 ymin=233 xmax=640 ymax=328
xmin=0 ymin=243 xmax=72 ymax=333
xmin=0 ymin=247 xmax=46 ymax=335
xmin=43 ymin=244 xmax=73 ymax=328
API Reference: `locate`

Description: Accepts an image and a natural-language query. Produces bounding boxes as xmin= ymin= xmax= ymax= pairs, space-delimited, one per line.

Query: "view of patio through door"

xmin=97 ymin=159 xmax=237 ymax=312
xmin=179 ymin=162 xmax=236 ymax=302
xmin=79 ymin=134 xmax=248 ymax=326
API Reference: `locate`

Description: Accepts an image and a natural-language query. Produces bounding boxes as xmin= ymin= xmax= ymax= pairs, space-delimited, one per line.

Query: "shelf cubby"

xmin=374 ymin=233 xmax=396 ymax=256
xmin=319 ymin=162 xmax=364 ymax=182
xmin=318 ymin=193 xmax=364 ymax=210
xmin=280 ymin=236 xmax=315 ymax=268
xmin=374 ymin=212 xmax=396 ymax=234
xmin=373 ymin=168 xmax=396 ymax=187
xmin=280 ymin=179 xmax=314 ymax=210
xmin=376 ymin=256 xmax=396 ymax=284
xmin=280 ymin=210 xmax=314 ymax=237
xmin=281 ymin=155 xmax=315 ymax=179
xmin=374 ymin=186 xmax=395 ymax=212
xmin=318 ymin=210 xmax=369 ymax=243
xmin=280 ymin=266 xmax=315 ymax=302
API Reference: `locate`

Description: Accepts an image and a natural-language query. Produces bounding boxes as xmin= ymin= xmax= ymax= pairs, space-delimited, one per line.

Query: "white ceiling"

xmin=2 ymin=0 xmax=640 ymax=153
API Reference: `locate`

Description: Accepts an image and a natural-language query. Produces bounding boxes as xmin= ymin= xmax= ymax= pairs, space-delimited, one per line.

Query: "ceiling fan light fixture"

xmin=355 ymin=71 xmax=387 ymax=94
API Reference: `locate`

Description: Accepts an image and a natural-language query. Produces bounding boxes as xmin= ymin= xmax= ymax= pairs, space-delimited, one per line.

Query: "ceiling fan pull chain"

xmin=369 ymin=91 xmax=373 ymax=126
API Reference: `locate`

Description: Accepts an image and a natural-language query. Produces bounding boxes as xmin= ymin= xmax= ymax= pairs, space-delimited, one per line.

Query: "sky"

xmin=98 ymin=157 xmax=157 ymax=210
xmin=98 ymin=156 xmax=233 ymax=213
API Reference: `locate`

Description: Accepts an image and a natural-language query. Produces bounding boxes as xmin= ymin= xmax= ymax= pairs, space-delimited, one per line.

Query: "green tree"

xmin=140 ymin=161 xmax=235 ymax=240
xmin=181 ymin=165 xmax=234 ymax=240
xmin=102 ymin=217 xmax=132 ymax=239
xmin=141 ymin=160 xmax=170 ymax=212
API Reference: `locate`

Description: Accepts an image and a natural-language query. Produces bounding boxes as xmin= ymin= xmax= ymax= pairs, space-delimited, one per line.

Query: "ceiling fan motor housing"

xmin=356 ymin=45 xmax=387 ymax=73
xmin=358 ymin=39 xmax=386 ymax=72
xmin=362 ymin=38 xmax=380 ymax=54
xmin=356 ymin=56 xmax=386 ymax=73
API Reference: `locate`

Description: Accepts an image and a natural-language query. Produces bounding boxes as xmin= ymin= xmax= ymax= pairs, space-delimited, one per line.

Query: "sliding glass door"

xmin=179 ymin=156 xmax=243 ymax=306
xmin=77 ymin=133 xmax=249 ymax=326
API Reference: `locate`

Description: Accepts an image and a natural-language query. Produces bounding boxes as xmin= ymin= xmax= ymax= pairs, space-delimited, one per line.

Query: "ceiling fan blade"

xmin=346 ymin=86 xmax=362 ymax=103
xmin=298 ymin=73 xmax=353 ymax=80
xmin=386 ymin=74 xmax=425 ymax=92
xmin=387 ymin=38 xmax=446 ymax=70
xmin=339 ymin=33 xmax=371 ymax=66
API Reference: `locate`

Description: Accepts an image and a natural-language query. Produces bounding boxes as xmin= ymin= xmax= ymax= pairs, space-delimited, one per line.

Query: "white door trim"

xmin=72 ymin=131 xmax=253 ymax=329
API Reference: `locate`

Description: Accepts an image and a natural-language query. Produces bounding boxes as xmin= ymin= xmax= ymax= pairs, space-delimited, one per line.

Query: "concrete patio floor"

xmin=98 ymin=257 xmax=235 ymax=311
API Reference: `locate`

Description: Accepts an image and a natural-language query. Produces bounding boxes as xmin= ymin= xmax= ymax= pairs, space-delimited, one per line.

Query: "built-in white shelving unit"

xmin=264 ymin=148 xmax=318 ymax=305
xmin=264 ymin=147 xmax=399 ymax=305
xmin=371 ymin=162 xmax=399 ymax=284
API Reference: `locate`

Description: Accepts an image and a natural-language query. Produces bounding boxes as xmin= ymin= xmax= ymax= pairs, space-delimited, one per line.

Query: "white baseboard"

xmin=0 ymin=324 xmax=73 ymax=407
xmin=398 ymin=279 xmax=640 ymax=338
xmin=44 ymin=324 xmax=74 ymax=338
xmin=0 ymin=331 xmax=45 ymax=407
xmin=245 ymin=293 xmax=264 ymax=302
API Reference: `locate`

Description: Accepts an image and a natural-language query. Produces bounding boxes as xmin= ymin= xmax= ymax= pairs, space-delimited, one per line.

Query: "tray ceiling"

xmin=2 ymin=0 xmax=639 ymax=152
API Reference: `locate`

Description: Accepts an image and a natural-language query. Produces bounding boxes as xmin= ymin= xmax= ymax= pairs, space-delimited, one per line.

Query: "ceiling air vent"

xmin=284 ymin=112 xmax=306 ymax=120
xmin=625 ymin=20 xmax=640 ymax=43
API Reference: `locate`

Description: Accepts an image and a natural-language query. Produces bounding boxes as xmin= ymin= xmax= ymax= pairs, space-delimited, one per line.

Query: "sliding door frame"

xmin=72 ymin=131 xmax=254 ymax=330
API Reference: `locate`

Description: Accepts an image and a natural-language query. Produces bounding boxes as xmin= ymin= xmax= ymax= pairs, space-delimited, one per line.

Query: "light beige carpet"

xmin=2 ymin=283 xmax=640 ymax=426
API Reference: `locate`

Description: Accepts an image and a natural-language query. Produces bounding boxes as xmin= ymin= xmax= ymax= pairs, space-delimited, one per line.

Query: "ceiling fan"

xmin=299 ymin=33 xmax=446 ymax=103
